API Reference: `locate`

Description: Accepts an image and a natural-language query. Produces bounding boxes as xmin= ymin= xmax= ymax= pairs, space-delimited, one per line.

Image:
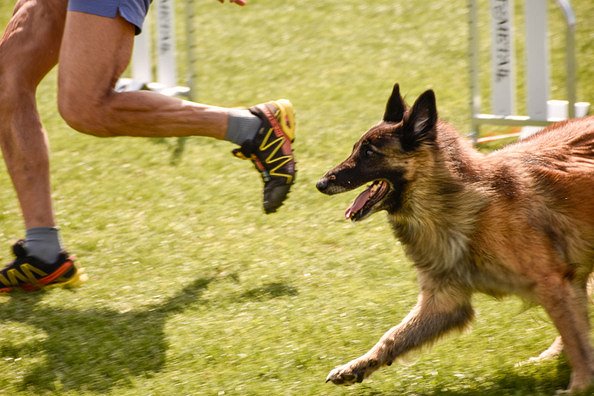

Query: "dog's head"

xmin=316 ymin=83 xmax=438 ymax=221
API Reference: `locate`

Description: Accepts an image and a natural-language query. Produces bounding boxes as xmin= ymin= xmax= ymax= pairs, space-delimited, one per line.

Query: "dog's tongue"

xmin=345 ymin=187 xmax=372 ymax=219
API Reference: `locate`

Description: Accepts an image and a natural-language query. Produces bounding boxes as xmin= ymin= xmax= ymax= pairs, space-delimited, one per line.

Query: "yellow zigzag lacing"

xmin=259 ymin=127 xmax=293 ymax=184
xmin=0 ymin=264 xmax=47 ymax=286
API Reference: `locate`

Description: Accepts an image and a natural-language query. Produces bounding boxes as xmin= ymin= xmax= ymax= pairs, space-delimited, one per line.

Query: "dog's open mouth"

xmin=345 ymin=180 xmax=390 ymax=221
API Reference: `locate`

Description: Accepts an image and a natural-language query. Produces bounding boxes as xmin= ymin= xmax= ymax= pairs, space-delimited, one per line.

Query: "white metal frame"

xmin=469 ymin=0 xmax=588 ymax=142
xmin=116 ymin=0 xmax=195 ymax=101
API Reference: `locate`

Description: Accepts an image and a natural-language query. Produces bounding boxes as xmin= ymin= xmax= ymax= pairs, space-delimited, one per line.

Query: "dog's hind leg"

xmin=326 ymin=279 xmax=473 ymax=386
xmin=522 ymin=276 xmax=593 ymax=366
xmin=534 ymin=274 xmax=594 ymax=393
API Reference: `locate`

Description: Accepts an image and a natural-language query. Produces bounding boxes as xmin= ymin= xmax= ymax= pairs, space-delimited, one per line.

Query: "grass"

xmin=0 ymin=0 xmax=593 ymax=395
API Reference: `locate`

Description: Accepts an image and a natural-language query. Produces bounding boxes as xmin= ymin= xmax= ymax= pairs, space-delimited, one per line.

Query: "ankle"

xmin=24 ymin=227 xmax=63 ymax=264
xmin=225 ymin=109 xmax=261 ymax=146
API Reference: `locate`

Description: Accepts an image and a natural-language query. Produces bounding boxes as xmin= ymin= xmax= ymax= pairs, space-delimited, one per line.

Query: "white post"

xmin=525 ymin=0 xmax=549 ymax=121
xmin=156 ymin=0 xmax=177 ymax=88
xmin=490 ymin=0 xmax=515 ymax=116
xmin=132 ymin=12 xmax=152 ymax=85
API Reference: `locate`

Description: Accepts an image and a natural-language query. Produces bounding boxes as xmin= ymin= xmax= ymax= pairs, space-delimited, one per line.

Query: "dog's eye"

xmin=361 ymin=143 xmax=378 ymax=158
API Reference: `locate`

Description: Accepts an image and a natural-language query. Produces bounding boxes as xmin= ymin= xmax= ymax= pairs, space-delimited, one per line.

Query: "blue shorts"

xmin=68 ymin=0 xmax=151 ymax=35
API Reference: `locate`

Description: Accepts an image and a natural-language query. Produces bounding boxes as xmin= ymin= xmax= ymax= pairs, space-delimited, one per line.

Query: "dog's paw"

xmin=326 ymin=365 xmax=361 ymax=386
xmin=325 ymin=358 xmax=379 ymax=386
xmin=515 ymin=337 xmax=564 ymax=368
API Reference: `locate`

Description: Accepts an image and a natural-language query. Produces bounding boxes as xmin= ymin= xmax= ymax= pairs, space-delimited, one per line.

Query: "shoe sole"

xmin=261 ymin=100 xmax=297 ymax=213
xmin=0 ymin=258 xmax=87 ymax=293
xmin=260 ymin=100 xmax=297 ymax=183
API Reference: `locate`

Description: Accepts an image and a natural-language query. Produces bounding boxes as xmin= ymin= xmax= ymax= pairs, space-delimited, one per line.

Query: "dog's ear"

xmin=401 ymin=89 xmax=438 ymax=150
xmin=383 ymin=83 xmax=406 ymax=123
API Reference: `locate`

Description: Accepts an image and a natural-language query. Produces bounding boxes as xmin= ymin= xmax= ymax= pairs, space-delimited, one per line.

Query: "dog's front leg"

xmin=326 ymin=283 xmax=473 ymax=386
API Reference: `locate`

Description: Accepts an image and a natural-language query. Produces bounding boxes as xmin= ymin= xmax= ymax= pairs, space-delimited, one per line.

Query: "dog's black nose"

xmin=316 ymin=178 xmax=329 ymax=192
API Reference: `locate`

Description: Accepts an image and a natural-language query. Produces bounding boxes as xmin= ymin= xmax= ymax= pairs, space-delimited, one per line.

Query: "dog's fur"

xmin=317 ymin=84 xmax=594 ymax=392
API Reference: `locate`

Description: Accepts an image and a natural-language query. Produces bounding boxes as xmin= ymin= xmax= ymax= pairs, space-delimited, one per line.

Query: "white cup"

xmin=575 ymin=102 xmax=590 ymax=118
xmin=547 ymin=100 xmax=568 ymax=120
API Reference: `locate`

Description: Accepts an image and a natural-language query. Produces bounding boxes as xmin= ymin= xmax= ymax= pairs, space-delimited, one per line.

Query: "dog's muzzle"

xmin=316 ymin=177 xmax=329 ymax=193
xmin=316 ymin=174 xmax=338 ymax=194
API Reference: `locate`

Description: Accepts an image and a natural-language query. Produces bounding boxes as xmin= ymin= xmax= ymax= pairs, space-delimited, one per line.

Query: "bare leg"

xmin=57 ymin=12 xmax=230 ymax=139
xmin=0 ymin=0 xmax=67 ymax=229
xmin=0 ymin=1 xmax=294 ymax=285
xmin=56 ymin=11 xmax=298 ymax=215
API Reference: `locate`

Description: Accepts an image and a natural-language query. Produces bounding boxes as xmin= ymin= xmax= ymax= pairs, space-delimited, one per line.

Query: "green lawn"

xmin=0 ymin=1 xmax=593 ymax=395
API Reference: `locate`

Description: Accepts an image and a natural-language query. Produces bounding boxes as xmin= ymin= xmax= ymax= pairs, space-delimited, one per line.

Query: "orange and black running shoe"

xmin=0 ymin=240 xmax=86 ymax=292
xmin=232 ymin=99 xmax=296 ymax=214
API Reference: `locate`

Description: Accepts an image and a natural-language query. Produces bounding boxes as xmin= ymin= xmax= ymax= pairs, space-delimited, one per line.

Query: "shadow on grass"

xmin=240 ymin=282 xmax=299 ymax=301
xmin=428 ymin=363 xmax=572 ymax=396
xmin=151 ymin=137 xmax=188 ymax=165
xmin=359 ymin=359 xmax=573 ymax=396
xmin=0 ymin=277 xmax=212 ymax=393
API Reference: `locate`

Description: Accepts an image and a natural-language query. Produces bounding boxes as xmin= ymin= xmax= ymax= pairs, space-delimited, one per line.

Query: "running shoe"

xmin=232 ymin=99 xmax=296 ymax=213
xmin=0 ymin=240 xmax=86 ymax=292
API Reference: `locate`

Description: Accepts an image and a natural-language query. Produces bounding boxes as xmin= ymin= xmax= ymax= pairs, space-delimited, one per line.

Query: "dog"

xmin=316 ymin=83 xmax=594 ymax=393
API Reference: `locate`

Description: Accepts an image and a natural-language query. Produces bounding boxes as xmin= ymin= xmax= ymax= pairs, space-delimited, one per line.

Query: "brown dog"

xmin=316 ymin=84 xmax=594 ymax=393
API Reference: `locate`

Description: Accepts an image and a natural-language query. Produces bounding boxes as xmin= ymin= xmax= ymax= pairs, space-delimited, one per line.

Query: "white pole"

xmin=132 ymin=12 xmax=152 ymax=85
xmin=525 ymin=0 xmax=549 ymax=121
xmin=490 ymin=0 xmax=516 ymax=116
xmin=156 ymin=0 xmax=178 ymax=88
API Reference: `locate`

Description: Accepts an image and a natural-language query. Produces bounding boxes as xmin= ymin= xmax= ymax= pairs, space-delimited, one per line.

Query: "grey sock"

xmin=225 ymin=109 xmax=262 ymax=146
xmin=24 ymin=227 xmax=63 ymax=263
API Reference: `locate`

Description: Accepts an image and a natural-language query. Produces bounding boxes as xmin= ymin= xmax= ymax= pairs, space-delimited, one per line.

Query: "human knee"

xmin=58 ymin=91 xmax=116 ymax=137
